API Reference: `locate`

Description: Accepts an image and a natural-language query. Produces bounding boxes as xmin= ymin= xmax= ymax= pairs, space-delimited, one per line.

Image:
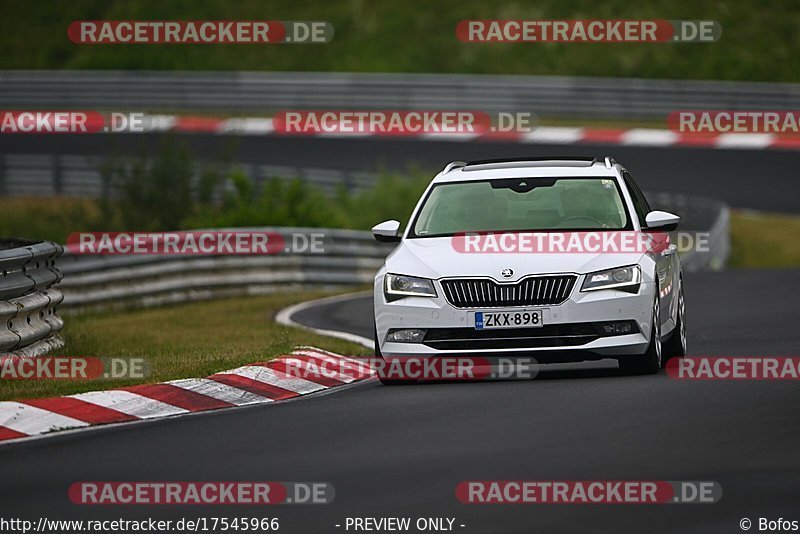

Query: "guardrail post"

xmin=0 ymin=241 xmax=64 ymax=357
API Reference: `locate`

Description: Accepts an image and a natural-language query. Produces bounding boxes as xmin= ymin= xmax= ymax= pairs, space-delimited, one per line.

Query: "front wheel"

xmin=617 ymin=295 xmax=661 ymax=375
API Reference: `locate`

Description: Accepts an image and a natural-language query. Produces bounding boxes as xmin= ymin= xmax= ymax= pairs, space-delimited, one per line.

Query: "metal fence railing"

xmin=648 ymin=192 xmax=730 ymax=272
xmin=56 ymin=228 xmax=394 ymax=311
xmin=2 ymin=70 xmax=800 ymax=119
xmin=0 ymin=154 xmax=377 ymax=198
xmin=0 ymin=240 xmax=64 ymax=357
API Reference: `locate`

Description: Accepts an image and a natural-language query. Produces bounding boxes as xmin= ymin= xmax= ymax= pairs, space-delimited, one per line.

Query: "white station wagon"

xmin=372 ymin=157 xmax=686 ymax=382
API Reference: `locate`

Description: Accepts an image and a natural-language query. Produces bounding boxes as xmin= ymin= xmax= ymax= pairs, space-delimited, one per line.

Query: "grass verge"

xmin=0 ymin=291 xmax=371 ymax=402
xmin=729 ymin=211 xmax=800 ymax=268
xmin=2 ymin=1 xmax=800 ymax=83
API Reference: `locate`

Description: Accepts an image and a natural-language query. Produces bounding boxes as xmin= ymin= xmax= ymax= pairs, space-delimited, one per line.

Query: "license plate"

xmin=475 ymin=310 xmax=543 ymax=329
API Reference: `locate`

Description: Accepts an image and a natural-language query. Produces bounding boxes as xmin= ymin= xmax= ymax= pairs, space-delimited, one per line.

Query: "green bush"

xmin=100 ymin=137 xmax=197 ymax=231
xmin=0 ymin=146 xmax=432 ymax=242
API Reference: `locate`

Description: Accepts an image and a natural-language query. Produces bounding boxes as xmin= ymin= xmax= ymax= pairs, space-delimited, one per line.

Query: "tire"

xmin=617 ymin=295 xmax=661 ymax=375
xmin=374 ymin=322 xmax=414 ymax=385
xmin=661 ymin=281 xmax=687 ymax=364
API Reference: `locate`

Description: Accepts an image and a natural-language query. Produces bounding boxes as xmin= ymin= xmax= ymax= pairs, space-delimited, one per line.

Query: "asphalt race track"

xmin=2 ymin=133 xmax=800 ymax=213
xmin=0 ymin=268 xmax=798 ymax=533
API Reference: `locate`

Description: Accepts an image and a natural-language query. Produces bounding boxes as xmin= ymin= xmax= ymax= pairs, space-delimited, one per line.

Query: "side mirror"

xmin=645 ymin=210 xmax=680 ymax=231
xmin=372 ymin=220 xmax=402 ymax=243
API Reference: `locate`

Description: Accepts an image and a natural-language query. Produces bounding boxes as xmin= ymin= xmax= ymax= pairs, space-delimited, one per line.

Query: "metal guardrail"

xmin=648 ymin=192 xmax=730 ymax=272
xmin=57 ymin=228 xmax=394 ymax=311
xmin=0 ymin=155 xmax=377 ymax=198
xmin=2 ymin=70 xmax=800 ymax=119
xmin=0 ymin=240 xmax=64 ymax=357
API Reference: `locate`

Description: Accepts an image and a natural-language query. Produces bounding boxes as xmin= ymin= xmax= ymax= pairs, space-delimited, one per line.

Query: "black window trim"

xmin=622 ymin=171 xmax=652 ymax=229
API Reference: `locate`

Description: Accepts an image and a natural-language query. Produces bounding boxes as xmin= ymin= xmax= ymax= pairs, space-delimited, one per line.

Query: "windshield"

xmin=411 ymin=177 xmax=630 ymax=237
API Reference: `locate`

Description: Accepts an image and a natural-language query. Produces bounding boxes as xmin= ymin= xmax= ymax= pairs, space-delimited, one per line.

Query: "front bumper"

xmin=375 ymin=277 xmax=655 ymax=363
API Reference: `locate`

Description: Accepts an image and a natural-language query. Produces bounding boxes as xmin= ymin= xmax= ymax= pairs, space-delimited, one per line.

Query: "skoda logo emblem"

xmin=501 ymin=268 xmax=514 ymax=278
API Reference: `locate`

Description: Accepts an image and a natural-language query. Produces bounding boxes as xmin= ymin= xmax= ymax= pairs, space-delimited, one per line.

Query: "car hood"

xmin=385 ymin=237 xmax=646 ymax=281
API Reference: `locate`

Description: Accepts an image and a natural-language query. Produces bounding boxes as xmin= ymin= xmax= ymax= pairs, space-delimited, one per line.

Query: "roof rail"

xmin=442 ymin=161 xmax=467 ymax=174
xmin=604 ymin=156 xmax=616 ymax=169
xmin=466 ymin=156 xmax=597 ymax=167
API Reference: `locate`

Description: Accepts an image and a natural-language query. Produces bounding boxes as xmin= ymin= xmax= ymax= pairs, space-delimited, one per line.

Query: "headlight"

xmin=581 ymin=265 xmax=641 ymax=292
xmin=384 ymin=273 xmax=437 ymax=301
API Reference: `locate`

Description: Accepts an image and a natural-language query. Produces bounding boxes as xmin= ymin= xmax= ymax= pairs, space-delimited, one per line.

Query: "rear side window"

xmin=622 ymin=171 xmax=652 ymax=227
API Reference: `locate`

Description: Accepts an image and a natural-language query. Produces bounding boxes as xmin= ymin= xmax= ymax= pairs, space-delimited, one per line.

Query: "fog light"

xmin=386 ymin=328 xmax=427 ymax=343
xmin=601 ymin=321 xmax=634 ymax=335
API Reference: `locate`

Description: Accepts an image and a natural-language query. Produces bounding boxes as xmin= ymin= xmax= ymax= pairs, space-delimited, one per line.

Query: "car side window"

xmin=627 ymin=173 xmax=653 ymax=213
xmin=622 ymin=172 xmax=650 ymax=227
